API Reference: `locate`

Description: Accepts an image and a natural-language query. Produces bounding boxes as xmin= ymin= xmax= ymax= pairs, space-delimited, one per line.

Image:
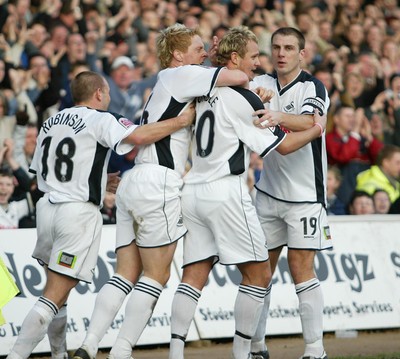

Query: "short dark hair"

xmin=70 ymin=71 xmax=105 ymax=104
xmin=271 ymin=27 xmax=305 ymax=50
xmin=376 ymin=145 xmax=400 ymax=166
xmin=0 ymin=168 xmax=13 ymax=178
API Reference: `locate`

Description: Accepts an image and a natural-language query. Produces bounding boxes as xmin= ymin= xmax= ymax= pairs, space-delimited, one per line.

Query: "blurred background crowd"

xmin=1 ymin=0 xmax=400 ymax=229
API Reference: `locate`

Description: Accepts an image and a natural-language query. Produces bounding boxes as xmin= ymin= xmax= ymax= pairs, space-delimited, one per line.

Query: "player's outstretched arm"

xmin=216 ymin=68 xmax=249 ymax=88
xmin=276 ymin=109 xmax=326 ymax=155
xmin=253 ymin=108 xmax=314 ymax=131
xmin=123 ymin=104 xmax=195 ymax=146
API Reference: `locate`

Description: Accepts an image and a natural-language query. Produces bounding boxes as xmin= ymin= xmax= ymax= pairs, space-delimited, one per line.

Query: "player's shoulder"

xmin=252 ymin=72 xmax=276 ymax=87
xmin=221 ymin=86 xmax=264 ymax=111
xmin=164 ymin=64 xmax=217 ymax=75
xmin=78 ymin=107 xmax=135 ymax=130
xmin=298 ymin=70 xmax=325 ymax=88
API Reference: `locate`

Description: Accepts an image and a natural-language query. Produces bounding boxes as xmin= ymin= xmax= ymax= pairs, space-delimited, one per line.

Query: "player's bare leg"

xmin=7 ymin=272 xmax=78 ymax=359
xmin=232 ymin=260 xmax=271 ymax=359
xmin=74 ymin=243 xmax=143 ymax=359
xmin=109 ymin=242 xmax=178 ymax=359
xmin=169 ymin=259 xmax=214 ymax=359
xmin=288 ymin=249 xmax=326 ymax=359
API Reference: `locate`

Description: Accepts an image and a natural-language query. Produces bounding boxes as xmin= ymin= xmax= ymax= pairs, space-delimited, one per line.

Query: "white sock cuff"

xmin=295 ymin=278 xmax=320 ymax=295
xmin=135 ymin=276 xmax=163 ymax=299
xmin=238 ymin=284 xmax=267 ymax=302
xmin=175 ymin=283 xmax=201 ymax=303
xmin=107 ymin=274 xmax=134 ymax=295
xmin=37 ymin=296 xmax=58 ymax=318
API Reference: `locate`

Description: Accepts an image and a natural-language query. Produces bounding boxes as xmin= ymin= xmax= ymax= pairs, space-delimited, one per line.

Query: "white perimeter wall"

xmin=1 ymin=215 xmax=400 ymax=355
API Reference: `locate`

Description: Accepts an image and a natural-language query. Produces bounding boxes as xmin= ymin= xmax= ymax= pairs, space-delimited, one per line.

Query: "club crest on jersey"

xmin=177 ymin=214 xmax=183 ymax=227
xmin=283 ymin=101 xmax=295 ymax=113
xmin=323 ymin=226 xmax=332 ymax=240
xmin=57 ymin=252 xmax=76 ymax=268
xmin=118 ymin=117 xmax=133 ymax=128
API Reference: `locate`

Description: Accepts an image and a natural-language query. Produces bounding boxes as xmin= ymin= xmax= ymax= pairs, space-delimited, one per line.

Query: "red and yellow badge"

xmin=57 ymin=252 xmax=77 ymax=268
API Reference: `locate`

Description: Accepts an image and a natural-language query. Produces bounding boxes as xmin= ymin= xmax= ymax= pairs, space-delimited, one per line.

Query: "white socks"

xmin=7 ymin=296 xmax=58 ymax=359
xmin=82 ymin=274 xmax=133 ymax=357
xmin=169 ymin=283 xmax=202 ymax=359
xmin=48 ymin=303 xmax=68 ymax=359
xmin=232 ymin=284 xmax=267 ymax=359
xmin=251 ymin=282 xmax=271 ymax=353
xmin=110 ymin=276 xmax=163 ymax=359
xmin=296 ymin=278 xmax=325 ymax=357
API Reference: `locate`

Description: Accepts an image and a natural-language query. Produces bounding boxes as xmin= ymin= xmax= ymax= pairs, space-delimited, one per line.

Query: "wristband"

xmin=314 ymin=122 xmax=324 ymax=137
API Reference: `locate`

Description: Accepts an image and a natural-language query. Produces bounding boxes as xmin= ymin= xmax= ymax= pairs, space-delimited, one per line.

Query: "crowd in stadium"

xmin=1 ymin=0 xmax=400 ymax=230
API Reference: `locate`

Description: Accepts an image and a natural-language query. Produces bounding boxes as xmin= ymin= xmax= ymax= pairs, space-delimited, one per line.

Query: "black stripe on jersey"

xmin=312 ymin=137 xmax=326 ymax=205
xmin=88 ymin=143 xmax=109 ymax=205
xmin=228 ymin=86 xmax=266 ymax=175
xmin=207 ymin=66 xmax=224 ymax=97
xmin=229 ymin=140 xmax=245 ymax=175
xmin=155 ymin=98 xmax=187 ymax=170
xmin=230 ymin=86 xmax=286 ymax=159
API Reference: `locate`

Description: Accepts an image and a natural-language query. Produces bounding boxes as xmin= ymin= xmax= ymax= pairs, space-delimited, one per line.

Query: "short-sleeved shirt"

xmin=135 ymin=65 xmax=223 ymax=177
xmin=252 ymin=71 xmax=330 ymax=205
xmin=29 ymin=106 xmax=137 ymax=206
xmin=0 ymin=200 xmax=29 ymax=229
xmin=184 ymin=86 xmax=286 ymax=184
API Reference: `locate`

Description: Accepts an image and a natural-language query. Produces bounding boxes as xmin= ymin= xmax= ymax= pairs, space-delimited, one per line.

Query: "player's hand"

xmin=252 ymin=87 xmax=274 ymax=103
xmin=179 ymin=102 xmax=196 ymax=127
xmin=106 ymin=171 xmax=121 ymax=194
xmin=252 ymin=108 xmax=281 ymax=128
xmin=208 ymin=36 xmax=219 ymax=67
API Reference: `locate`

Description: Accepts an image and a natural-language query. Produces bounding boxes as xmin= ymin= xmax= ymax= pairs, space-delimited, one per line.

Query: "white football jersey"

xmin=135 ymin=65 xmax=223 ymax=177
xmin=184 ymin=86 xmax=286 ymax=184
xmin=30 ymin=106 xmax=137 ymax=205
xmin=251 ymin=71 xmax=330 ymax=205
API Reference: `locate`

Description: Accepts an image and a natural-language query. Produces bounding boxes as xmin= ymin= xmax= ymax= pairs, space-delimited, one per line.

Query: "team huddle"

xmin=7 ymin=24 xmax=331 ymax=359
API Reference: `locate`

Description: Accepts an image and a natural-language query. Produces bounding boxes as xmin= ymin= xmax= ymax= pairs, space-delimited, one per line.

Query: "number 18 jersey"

xmin=30 ymin=106 xmax=137 ymax=205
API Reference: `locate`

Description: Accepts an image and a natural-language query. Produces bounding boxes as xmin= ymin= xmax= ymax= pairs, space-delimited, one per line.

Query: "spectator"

xmin=327 ymin=165 xmax=346 ymax=215
xmin=356 ymin=144 xmax=400 ymax=203
xmin=343 ymin=23 xmax=369 ymax=59
xmin=104 ymin=56 xmax=157 ymax=122
xmin=0 ymin=168 xmax=31 ymax=229
xmin=373 ymin=189 xmax=391 ymax=214
xmin=56 ymin=32 xmax=96 ymax=100
xmin=26 ymin=53 xmax=62 ymax=125
xmin=0 ymin=138 xmax=36 ymax=227
xmin=314 ymin=65 xmax=344 ymax=133
xmin=0 ymin=90 xmax=14 ymax=151
xmin=326 ymin=105 xmax=384 ymax=205
xmin=357 ymin=52 xmax=386 ymax=107
xmin=348 ymin=190 xmax=375 ymax=215
xmin=370 ymin=73 xmax=400 ymax=146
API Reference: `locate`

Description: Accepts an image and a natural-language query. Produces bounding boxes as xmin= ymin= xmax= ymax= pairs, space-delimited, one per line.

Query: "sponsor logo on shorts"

xmin=177 ymin=215 xmax=183 ymax=227
xmin=324 ymin=226 xmax=332 ymax=240
xmin=57 ymin=252 xmax=76 ymax=268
